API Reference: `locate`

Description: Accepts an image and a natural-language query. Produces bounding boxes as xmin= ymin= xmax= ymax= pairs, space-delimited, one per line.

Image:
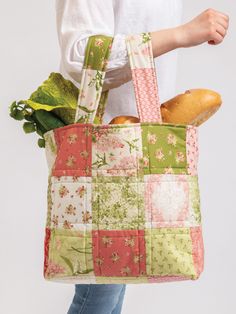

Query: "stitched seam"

xmin=78 ymin=285 xmax=91 ymax=314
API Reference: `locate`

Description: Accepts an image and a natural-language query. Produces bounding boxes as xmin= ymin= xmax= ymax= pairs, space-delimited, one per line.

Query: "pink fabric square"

xmin=144 ymin=174 xmax=190 ymax=227
xmin=92 ymin=230 xmax=146 ymax=277
xmin=52 ymin=125 xmax=92 ymax=176
xmin=186 ymin=126 xmax=199 ymax=175
xmin=190 ymin=226 xmax=204 ymax=277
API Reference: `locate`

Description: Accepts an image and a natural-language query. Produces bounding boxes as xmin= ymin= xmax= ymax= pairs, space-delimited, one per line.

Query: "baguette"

xmin=161 ymin=89 xmax=222 ymax=126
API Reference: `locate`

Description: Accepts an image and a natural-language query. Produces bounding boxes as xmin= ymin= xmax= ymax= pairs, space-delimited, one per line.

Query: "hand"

xmin=175 ymin=8 xmax=229 ymax=48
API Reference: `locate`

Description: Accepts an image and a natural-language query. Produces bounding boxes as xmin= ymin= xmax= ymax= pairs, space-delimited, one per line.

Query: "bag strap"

xmin=93 ymin=89 xmax=109 ymax=124
xmin=74 ymin=35 xmax=114 ymax=124
xmin=74 ymin=32 xmax=162 ymax=124
xmin=126 ymin=33 xmax=162 ymax=123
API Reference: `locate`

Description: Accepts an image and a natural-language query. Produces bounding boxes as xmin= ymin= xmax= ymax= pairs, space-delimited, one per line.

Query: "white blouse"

xmin=55 ymin=0 xmax=183 ymax=123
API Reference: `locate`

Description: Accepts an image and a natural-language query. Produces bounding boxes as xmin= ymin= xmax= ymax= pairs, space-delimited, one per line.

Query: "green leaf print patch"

xmin=92 ymin=176 xmax=145 ymax=230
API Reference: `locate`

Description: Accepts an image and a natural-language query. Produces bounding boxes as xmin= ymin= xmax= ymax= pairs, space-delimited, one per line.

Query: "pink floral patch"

xmin=144 ymin=174 xmax=190 ymax=227
xmin=92 ymin=230 xmax=146 ymax=277
xmin=92 ymin=125 xmax=143 ymax=176
xmin=190 ymin=226 xmax=204 ymax=277
xmin=94 ymin=134 xmax=124 ymax=152
xmin=186 ymin=126 xmax=199 ymax=175
xmin=45 ymin=260 xmax=66 ymax=277
xmin=52 ymin=125 xmax=92 ymax=177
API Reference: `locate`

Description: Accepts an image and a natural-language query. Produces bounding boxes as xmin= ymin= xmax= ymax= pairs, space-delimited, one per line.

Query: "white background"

xmin=0 ymin=1 xmax=235 ymax=313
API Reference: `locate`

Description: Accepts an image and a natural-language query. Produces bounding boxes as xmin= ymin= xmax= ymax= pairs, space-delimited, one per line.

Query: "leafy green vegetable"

xmin=15 ymin=72 xmax=80 ymax=124
xmin=9 ymin=72 xmax=78 ymax=147
xmin=52 ymin=107 xmax=76 ymax=124
xmin=9 ymin=101 xmax=31 ymax=121
xmin=38 ymin=138 xmax=45 ymax=148
xmin=24 ymin=114 xmax=35 ymax=122
xmin=23 ymin=122 xmax=36 ymax=133
xmin=34 ymin=109 xmax=65 ymax=131
xmin=9 ymin=101 xmax=52 ymax=148
xmin=20 ymin=72 xmax=78 ymax=109
xmin=8 ymin=72 xmax=113 ymax=148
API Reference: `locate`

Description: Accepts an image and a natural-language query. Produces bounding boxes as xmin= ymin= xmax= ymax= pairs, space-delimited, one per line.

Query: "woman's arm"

xmin=151 ymin=8 xmax=229 ymax=57
xmin=56 ymin=1 xmax=229 ymax=91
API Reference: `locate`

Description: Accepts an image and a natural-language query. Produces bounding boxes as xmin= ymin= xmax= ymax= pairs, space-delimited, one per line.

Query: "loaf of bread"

xmin=109 ymin=89 xmax=222 ymax=126
xmin=160 ymin=89 xmax=222 ymax=126
xmin=109 ymin=115 xmax=140 ymax=124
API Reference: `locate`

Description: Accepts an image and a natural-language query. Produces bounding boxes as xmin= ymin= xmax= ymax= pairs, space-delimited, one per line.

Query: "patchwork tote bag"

xmin=43 ymin=32 xmax=204 ymax=284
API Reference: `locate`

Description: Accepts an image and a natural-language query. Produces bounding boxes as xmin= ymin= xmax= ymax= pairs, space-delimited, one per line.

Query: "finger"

xmin=215 ymin=23 xmax=227 ymax=37
xmin=210 ymin=31 xmax=224 ymax=45
xmin=216 ymin=17 xmax=229 ymax=30
xmin=215 ymin=10 xmax=229 ymax=22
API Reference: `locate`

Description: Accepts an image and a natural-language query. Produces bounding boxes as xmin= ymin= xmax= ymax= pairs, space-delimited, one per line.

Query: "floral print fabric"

xmin=92 ymin=230 xmax=146 ymax=277
xmin=92 ymin=124 xmax=143 ymax=176
xmin=74 ymin=35 xmax=113 ymax=124
xmin=91 ymin=175 xmax=145 ymax=230
xmin=126 ymin=33 xmax=162 ymax=123
xmin=43 ymin=33 xmax=204 ymax=284
xmin=141 ymin=123 xmax=187 ymax=174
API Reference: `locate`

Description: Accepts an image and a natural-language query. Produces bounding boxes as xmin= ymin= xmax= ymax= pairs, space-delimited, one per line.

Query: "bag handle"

xmin=73 ymin=35 xmax=114 ymax=124
xmin=126 ymin=33 xmax=162 ymax=123
xmin=74 ymin=32 xmax=162 ymax=124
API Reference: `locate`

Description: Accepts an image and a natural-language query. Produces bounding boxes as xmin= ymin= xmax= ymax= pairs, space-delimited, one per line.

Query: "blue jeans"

xmin=67 ymin=284 xmax=126 ymax=314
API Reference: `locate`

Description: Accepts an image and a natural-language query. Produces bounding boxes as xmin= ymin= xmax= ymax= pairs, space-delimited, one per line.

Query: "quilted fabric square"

xmin=144 ymin=174 xmax=201 ymax=228
xmin=45 ymin=228 xmax=94 ymax=280
xmin=50 ymin=176 xmax=92 ymax=231
xmin=91 ymin=124 xmax=143 ymax=176
xmin=186 ymin=126 xmax=199 ymax=175
xmin=92 ymin=230 xmax=146 ymax=277
xmin=91 ymin=176 xmax=145 ymax=230
xmin=140 ymin=123 xmax=187 ymax=174
xmin=52 ymin=125 xmax=93 ymax=176
xmin=190 ymin=225 xmax=204 ymax=277
xmin=145 ymin=227 xmax=200 ymax=279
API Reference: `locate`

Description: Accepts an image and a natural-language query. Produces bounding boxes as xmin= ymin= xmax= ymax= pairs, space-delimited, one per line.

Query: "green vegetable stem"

xmin=34 ymin=109 xmax=65 ymax=131
xmin=9 ymin=101 xmax=65 ymax=148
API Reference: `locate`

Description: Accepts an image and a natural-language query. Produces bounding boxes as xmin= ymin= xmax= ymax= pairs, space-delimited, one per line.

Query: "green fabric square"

xmin=91 ymin=176 xmax=145 ymax=230
xmin=145 ymin=227 xmax=196 ymax=277
xmin=48 ymin=229 xmax=94 ymax=278
xmin=140 ymin=123 xmax=188 ymax=174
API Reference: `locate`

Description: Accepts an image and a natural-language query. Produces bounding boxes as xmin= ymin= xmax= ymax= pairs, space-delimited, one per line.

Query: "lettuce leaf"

xmin=18 ymin=72 xmax=79 ymax=123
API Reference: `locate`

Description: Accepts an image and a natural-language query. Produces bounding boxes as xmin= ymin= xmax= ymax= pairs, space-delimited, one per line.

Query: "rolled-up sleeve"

xmin=55 ymin=0 xmax=132 ymax=91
